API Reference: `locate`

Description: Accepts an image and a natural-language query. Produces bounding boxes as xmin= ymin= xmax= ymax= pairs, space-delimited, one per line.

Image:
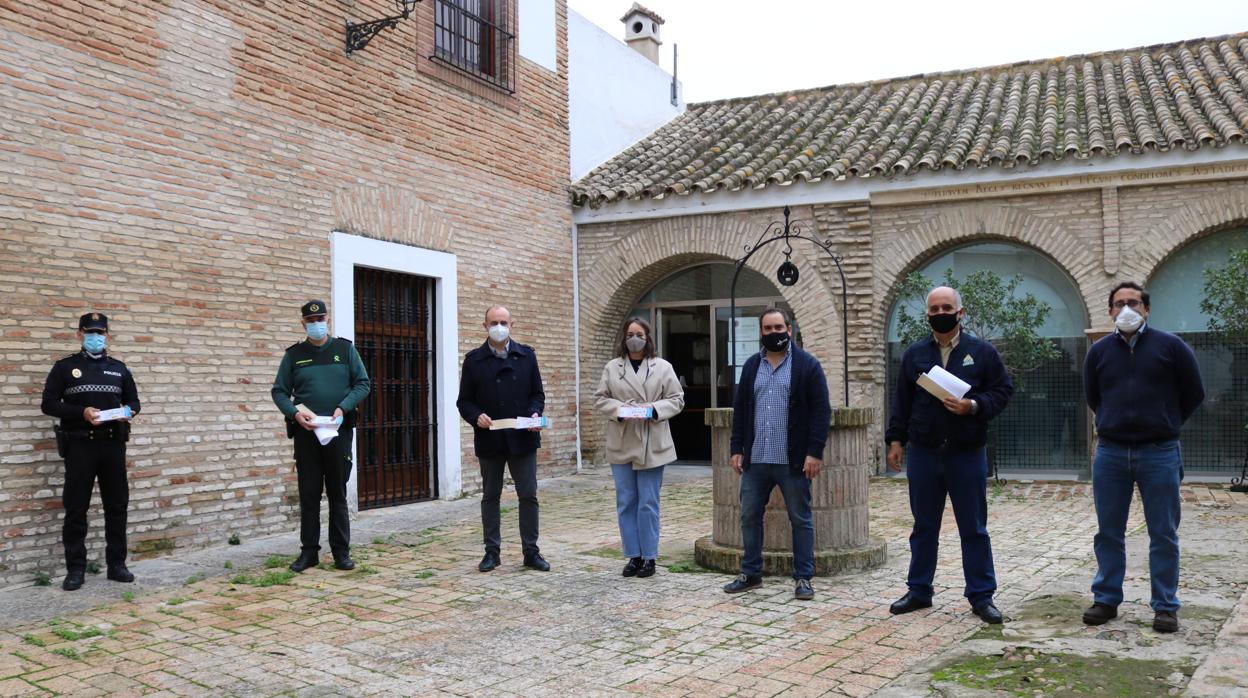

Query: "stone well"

xmin=694 ymin=407 xmax=888 ymax=576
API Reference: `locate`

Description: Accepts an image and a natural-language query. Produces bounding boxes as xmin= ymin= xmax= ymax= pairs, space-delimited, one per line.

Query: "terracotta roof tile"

xmin=572 ymin=33 xmax=1248 ymax=207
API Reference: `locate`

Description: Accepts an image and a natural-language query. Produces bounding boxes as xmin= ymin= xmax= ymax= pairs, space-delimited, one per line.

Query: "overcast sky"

xmin=567 ymin=0 xmax=1248 ymax=103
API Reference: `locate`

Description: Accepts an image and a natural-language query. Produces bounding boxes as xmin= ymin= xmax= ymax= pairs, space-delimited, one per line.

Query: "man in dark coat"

xmin=886 ymin=286 xmax=1015 ymax=625
xmin=457 ymin=305 xmax=548 ymax=572
xmin=722 ymin=307 xmax=832 ymax=601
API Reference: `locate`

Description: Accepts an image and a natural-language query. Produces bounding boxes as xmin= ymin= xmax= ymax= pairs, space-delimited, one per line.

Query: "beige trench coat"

xmin=593 ymin=356 xmax=685 ymax=469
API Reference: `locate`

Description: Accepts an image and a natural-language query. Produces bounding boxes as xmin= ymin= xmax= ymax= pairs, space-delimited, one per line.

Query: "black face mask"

xmin=927 ymin=312 xmax=959 ymax=334
xmin=761 ymin=332 xmax=790 ymax=352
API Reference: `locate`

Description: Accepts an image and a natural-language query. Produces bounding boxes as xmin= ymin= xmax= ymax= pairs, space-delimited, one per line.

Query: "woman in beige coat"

xmin=594 ymin=316 xmax=684 ymax=578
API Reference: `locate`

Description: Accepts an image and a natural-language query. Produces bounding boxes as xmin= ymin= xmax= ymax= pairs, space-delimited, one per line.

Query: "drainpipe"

xmin=572 ymin=222 xmax=583 ymax=473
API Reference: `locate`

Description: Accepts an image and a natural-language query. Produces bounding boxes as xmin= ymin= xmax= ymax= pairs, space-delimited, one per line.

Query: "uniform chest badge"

xmin=334 ymin=354 xmax=340 ymax=362
xmin=962 ymin=355 xmax=975 ymax=367
xmin=71 ymin=368 xmax=82 ymax=378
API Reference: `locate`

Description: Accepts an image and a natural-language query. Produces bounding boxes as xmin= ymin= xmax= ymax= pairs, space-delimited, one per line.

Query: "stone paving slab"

xmin=0 ymin=467 xmax=1243 ymax=696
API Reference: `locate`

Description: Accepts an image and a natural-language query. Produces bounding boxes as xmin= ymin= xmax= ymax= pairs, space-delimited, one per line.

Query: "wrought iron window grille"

xmin=431 ymin=0 xmax=515 ymax=93
xmin=346 ymin=0 xmax=421 ymax=55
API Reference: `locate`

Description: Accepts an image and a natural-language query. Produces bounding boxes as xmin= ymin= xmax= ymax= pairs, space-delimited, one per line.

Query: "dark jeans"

xmin=739 ymin=462 xmax=814 ymax=580
xmin=1092 ymin=438 xmax=1183 ymax=612
xmin=62 ymin=438 xmax=129 ymax=573
xmin=292 ymin=427 xmax=354 ymax=556
xmin=479 ymin=451 xmax=539 ymax=556
xmin=905 ymin=444 xmax=997 ymax=606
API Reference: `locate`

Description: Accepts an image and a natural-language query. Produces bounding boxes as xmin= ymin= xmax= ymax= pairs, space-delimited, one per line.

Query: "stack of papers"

xmin=916 ymin=365 xmax=971 ymax=401
xmin=96 ymin=406 xmax=132 ymax=422
xmin=489 ymin=416 xmax=550 ymax=430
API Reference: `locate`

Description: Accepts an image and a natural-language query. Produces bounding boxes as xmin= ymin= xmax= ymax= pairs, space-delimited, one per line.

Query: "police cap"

xmin=301 ymin=300 xmax=328 ymax=318
xmin=79 ymin=312 xmax=108 ymax=331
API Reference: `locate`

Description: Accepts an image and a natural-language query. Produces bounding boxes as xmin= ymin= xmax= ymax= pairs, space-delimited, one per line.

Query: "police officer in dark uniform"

xmin=40 ymin=312 xmax=141 ymax=591
xmin=271 ymin=300 xmax=370 ymax=573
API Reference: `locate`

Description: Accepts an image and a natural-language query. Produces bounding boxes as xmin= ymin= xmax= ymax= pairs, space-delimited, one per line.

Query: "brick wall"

xmin=0 ymin=0 xmax=572 ymax=585
xmin=575 ymin=180 xmax=1248 ymax=469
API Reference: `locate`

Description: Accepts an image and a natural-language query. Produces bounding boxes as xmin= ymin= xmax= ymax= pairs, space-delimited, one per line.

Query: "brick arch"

xmin=873 ymin=204 xmax=1099 ymax=343
xmin=580 ymin=210 xmax=845 ymax=380
xmin=332 ymin=185 xmax=456 ymax=251
xmin=1141 ymin=188 xmax=1248 ymax=283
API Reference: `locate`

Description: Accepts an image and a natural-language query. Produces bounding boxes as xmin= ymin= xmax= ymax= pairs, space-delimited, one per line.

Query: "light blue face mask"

xmin=305 ymin=321 xmax=329 ymax=341
xmin=82 ymin=333 xmax=106 ymax=354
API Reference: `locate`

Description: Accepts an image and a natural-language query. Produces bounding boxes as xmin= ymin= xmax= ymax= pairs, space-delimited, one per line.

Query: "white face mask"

xmin=625 ymin=336 xmax=647 ymax=354
xmin=488 ymin=324 xmax=510 ymax=344
xmin=1114 ymin=304 xmax=1144 ymax=333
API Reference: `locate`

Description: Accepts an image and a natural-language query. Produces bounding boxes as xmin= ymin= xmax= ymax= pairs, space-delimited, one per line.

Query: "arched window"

xmin=886 ymin=242 xmax=1088 ymax=473
xmin=1148 ymin=227 xmax=1248 ymax=472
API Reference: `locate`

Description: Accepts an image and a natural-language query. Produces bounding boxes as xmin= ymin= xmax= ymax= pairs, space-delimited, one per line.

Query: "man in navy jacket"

xmin=886 ymin=286 xmax=1014 ymax=624
xmin=457 ymin=305 xmax=548 ymax=573
xmin=722 ymin=308 xmax=832 ymax=601
xmin=1081 ymin=281 xmax=1203 ymax=633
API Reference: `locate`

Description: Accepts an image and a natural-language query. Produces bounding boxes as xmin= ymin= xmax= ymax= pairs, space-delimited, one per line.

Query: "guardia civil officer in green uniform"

xmin=41 ymin=312 xmax=141 ymax=591
xmin=270 ymin=300 xmax=370 ymax=573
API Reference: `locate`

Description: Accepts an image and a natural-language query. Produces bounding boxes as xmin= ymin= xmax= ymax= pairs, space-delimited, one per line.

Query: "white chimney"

xmin=621 ymin=3 xmax=663 ymax=65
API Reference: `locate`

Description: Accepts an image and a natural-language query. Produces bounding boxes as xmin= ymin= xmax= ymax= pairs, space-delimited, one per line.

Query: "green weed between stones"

xmin=664 ymin=560 xmax=714 ymax=574
xmin=932 ymin=651 xmax=1193 ymax=696
xmin=121 ymin=591 xmax=136 ymax=602
xmin=413 ymin=570 xmax=435 ymax=579
xmin=349 ymin=565 xmax=380 ymax=576
xmin=50 ymin=647 xmax=81 ymax=661
xmin=264 ymin=554 xmax=296 ymax=569
xmin=33 ymin=571 xmax=51 ymax=587
xmin=231 ymin=570 xmax=296 ymax=587
xmin=21 ymin=634 xmax=45 ymax=648
xmin=86 ymin=561 xmax=102 ymax=575
xmin=51 ymin=625 xmax=107 ymax=642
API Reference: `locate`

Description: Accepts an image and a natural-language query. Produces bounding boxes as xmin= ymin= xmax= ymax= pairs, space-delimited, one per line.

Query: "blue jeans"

xmin=1092 ymin=439 xmax=1183 ymax=612
xmin=612 ymin=464 xmax=665 ymax=560
xmin=739 ymin=463 xmax=814 ymax=580
xmin=905 ymin=445 xmax=996 ymax=606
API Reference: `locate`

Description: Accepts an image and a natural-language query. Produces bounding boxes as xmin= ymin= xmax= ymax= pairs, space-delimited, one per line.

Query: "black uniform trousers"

xmin=292 ymin=427 xmax=354 ymax=556
xmin=62 ymin=437 xmax=128 ymax=573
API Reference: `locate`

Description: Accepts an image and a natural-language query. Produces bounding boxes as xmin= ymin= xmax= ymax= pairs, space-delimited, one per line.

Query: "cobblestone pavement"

xmin=0 ymin=467 xmax=1244 ymax=697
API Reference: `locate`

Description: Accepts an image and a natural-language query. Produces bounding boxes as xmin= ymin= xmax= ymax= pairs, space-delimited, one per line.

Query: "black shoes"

xmin=622 ymin=557 xmax=643 ymax=577
xmin=289 ymin=551 xmax=319 ymax=573
xmin=106 ymin=564 xmax=135 ymax=583
xmin=1153 ymin=610 xmax=1179 ymax=633
xmin=1082 ymin=602 xmax=1118 ymax=625
xmin=723 ymin=574 xmax=763 ymax=594
xmin=523 ymin=553 xmax=550 ymax=572
xmin=637 ymin=559 xmax=656 ymax=578
xmin=972 ymin=601 xmax=1003 ymax=624
xmin=332 ymin=554 xmax=355 ymax=571
xmin=478 ymin=552 xmax=500 ymax=572
xmin=889 ymin=592 xmax=933 ymax=615
xmin=62 ymin=570 xmax=85 ymax=591
xmin=795 ymin=579 xmax=815 ymax=601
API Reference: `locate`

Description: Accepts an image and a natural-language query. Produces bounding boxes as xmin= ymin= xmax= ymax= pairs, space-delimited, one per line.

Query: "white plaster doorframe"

xmin=330 ymin=231 xmax=462 ymax=514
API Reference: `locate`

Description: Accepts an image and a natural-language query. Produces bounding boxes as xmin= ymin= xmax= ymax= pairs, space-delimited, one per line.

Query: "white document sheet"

xmin=917 ymin=364 xmax=972 ymax=401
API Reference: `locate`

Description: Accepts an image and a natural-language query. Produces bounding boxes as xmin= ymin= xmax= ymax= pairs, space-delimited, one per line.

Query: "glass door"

xmin=659 ymin=305 xmax=712 ymax=461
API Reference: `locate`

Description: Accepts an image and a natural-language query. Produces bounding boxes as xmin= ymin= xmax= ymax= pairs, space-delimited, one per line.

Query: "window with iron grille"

xmin=432 ymin=0 xmax=515 ymax=93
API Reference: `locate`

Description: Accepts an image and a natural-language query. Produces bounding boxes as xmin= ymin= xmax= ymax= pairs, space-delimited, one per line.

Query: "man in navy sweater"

xmin=886 ymin=286 xmax=1014 ymax=624
xmin=1082 ymin=281 xmax=1203 ymax=633
xmin=723 ymin=307 xmax=832 ymax=601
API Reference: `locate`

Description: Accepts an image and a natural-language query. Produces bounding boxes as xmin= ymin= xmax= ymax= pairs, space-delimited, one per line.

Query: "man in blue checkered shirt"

xmin=723 ymin=307 xmax=832 ymax=600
